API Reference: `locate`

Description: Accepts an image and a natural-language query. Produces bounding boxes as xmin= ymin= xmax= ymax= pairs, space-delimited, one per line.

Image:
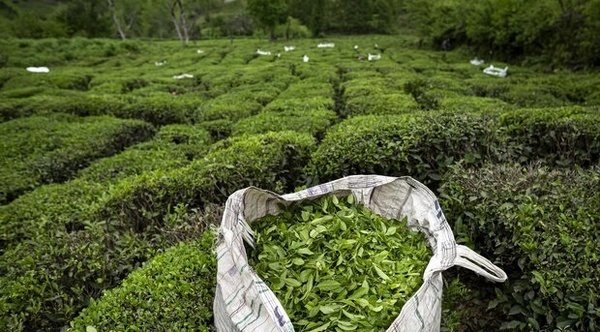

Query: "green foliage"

xmin=438 ymin=96 xmax=514 ymax=113
xmin=1 ymin=71 xmax=93 ymax=92
xmin=498 ymin=85 xmax=566 ymax=108
xmin=405 ymin=0 xmax=600 ymax=68
xmin=264 ymin=97 xmax=334 ymax=113
xmin=92 ymin=131 xmax=316 ymax=231
xmin=341 ymin=77 xmax=418 ymax=117
xmin=0 ymin=114 xmax=155 ymax=203
xmin=498 ymin=107 xmax=600 ymax=167
xmin=403 ymin=78 xmax=440 ymax=110
xmin=275 ymin=16 xmax=311 ymax=39
xmin=0 ymin=223 xmax=152 ymax=332
xmin=0 ymin=130 xmax=219 ymax=332
xmin=249 ymin=194 xmax=430 ymax=331
xmin=195 ymin=94 xmax=262 ymax=123
xmin=439 ymin=163 xmax=600 ymax=331
xmin=345 ymin=93 xmax=418 ymax=117
xmin=0 ymin=201 xmax=219 ymax=332
xmin=68 ymin=230 xmax=217 ymax=332
xmin=0 ymin=34 xmax=597 ymax=332
xmin=77 ymin=124 xmax=212 ymax=183
xmin=307 ymin=113 xmax=502 ymax=189
xmin=0 ymin=123 xmax=211 ymax=250
xmin=247 ymin=0 xmax=288 ymax=40
xmin=0 ymin=94 xmax=200 ymax=126
xmin=233 ymin=109 xmax=336 ymax=138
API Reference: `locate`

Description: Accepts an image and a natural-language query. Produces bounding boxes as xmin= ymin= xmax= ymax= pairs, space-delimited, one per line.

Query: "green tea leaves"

xmin=248 ymin=194 xmax=430 ymax=331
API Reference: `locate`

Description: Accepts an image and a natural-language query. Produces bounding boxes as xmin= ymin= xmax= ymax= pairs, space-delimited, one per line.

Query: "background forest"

xmin=1 ymin=0 xmax=599 ymax=68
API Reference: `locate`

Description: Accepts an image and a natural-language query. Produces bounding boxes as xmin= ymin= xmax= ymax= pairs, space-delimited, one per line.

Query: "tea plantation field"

xmin=0 ymin=35 xmax=599 ymax=331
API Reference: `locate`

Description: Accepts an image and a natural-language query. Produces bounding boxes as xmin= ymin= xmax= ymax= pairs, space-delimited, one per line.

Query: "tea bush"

xmin=0 ymin=114 xmax=155 ymax=203
xmin=499 ymin=85 xmax=567 ymax=108
xmin=194 ymin=93 xmax=262 ymax=123
xmin=439 ymin=163 xmax=600 ymax=331
xmin=277 ymin=80 xmax=334 ymax=99
xmin=92 ymin=131 xmax=316 ymax=232
xmin=0 ymin=94 xmax=201 ymax=125
xmin=232 ymin=109 xmax=337 ymax=138
xmin=438 ymin=96 xmax=514 ymax=113
xmin=0 ymin=128 xmax=215 ymax=332
xmin=264 ymin=96 xmax=334 ymax=113
xmin=77 ymin=125 xmax=212 ymax=183
xmin=498 ymin=107 xmax=600 ymax=167
xmin=113 ymin=96 xmax=200 ymax=125
xmin=0 ymin=223 xmax=153 ymax=332
xmin=0 ymin=124 xmax=211 ymax=250
xmin=344 ymin=93 xmax=418 ymax=117
xmin=466 ymin=78 xmax=512 ymax=99
xmin=307 ymin=113 xmax=503 ymax=189
xmin=0 ymin=201 xmax=219 ymax=332
xmin=1 ymin=71 xmax=93 ymax=92
xmin=68 ymin=230 xmax=217 ymax=332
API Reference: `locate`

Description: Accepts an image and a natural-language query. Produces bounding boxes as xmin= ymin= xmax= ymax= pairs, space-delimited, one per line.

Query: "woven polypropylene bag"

xmin=214 ymin=175 xmax=507 ymax=332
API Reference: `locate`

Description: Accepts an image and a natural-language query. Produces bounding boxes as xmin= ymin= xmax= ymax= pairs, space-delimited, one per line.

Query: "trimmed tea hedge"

xmin=232 ymin=109 xmax=337 ymax=138
xmin=92 ymin=131 xmax=316 ymax=230
xmin=498 ymin=107 xmax=600 ymax=167
xmin=77 ymin=124 xmax=212 ymax=183
xmin=439 ymin=163 xmax=600 ymax=331
xmin=307 ymin=113 xmax=502 ymax=189
xmin=344 ymin=93 xmax=418 ymax=117
xmin=0 ymin=128 xmax=215 ymax=332
xmin=0 ymin=124 xmax=210 ymax=250
xmin=0 ymin=201 xmax=218 ymax=332
xmin=0 ymin=131 xmax=313 ymax=331
xmin=0 ymin=94 xmax=201 ymax=126
xmin=263 ymin=96 xmax=334 ymax=113
xmin=0 ymin=113 xmax=155 ymax=203
xmin=68 ymin=230 xmax=217 ymax=332
xmin=438 ymin=96 xmax=513 ymax=113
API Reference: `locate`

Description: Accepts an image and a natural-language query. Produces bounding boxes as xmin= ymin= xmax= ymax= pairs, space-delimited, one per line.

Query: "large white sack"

xmin=214 ymin=175 xmax=507 ymax=332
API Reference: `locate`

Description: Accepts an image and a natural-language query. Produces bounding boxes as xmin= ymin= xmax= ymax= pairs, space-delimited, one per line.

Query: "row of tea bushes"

xmin=439 ymin=163 xmax=600 ymax=331
xmin=232 ymin=108 xmax=337 ymax=138
xmin=0 ymin=124 xmax=212 ymax=251
xmin=307 ymin=112 xmax=502 ymax=190
xmin=0 ymin=131 xmax=314 ymax=332
xmin=66 ymin=168 xmax=600 ymax=332
xmin=308 ymin=106 xmax=600 ymax=190
xmin=233 ymin=78 xmax=338 ymax=138
xmin=1 ymin=106 xmax=597 ymax=331
xmin=77 ymin=124 xmax=213 ymax=183
xmin=438 ymin=96 xmax=514 ymax=113
xmin=0 ymin=201 xmax=219 ymax=332
xmin=498 ymin=107 xmax=600 ymax=167
xmin=0 ymin=113 xmax=155 ymax=203
xmin=0 ymin=125 xmax=204 ymax=330
xmin=91 ymin=131 xmax=316 ymax=229
xmin=68 ymin=230 xmax=217 ymax=332
xmin=0 ymin=94 xmax=202 ymax=125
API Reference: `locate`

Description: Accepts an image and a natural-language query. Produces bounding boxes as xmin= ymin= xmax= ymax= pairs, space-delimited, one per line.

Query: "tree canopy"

xmin=0 ymin=0 xmax=598 ymax=67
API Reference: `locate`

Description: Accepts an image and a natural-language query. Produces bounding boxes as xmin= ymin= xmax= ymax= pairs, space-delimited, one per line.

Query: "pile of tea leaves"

xmin=248 ymin=194 xmax=431 ymax=331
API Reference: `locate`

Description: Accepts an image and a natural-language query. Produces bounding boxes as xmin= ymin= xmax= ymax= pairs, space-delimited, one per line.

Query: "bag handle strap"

xmin=454 ymin=245 xmax=507 ymax=282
